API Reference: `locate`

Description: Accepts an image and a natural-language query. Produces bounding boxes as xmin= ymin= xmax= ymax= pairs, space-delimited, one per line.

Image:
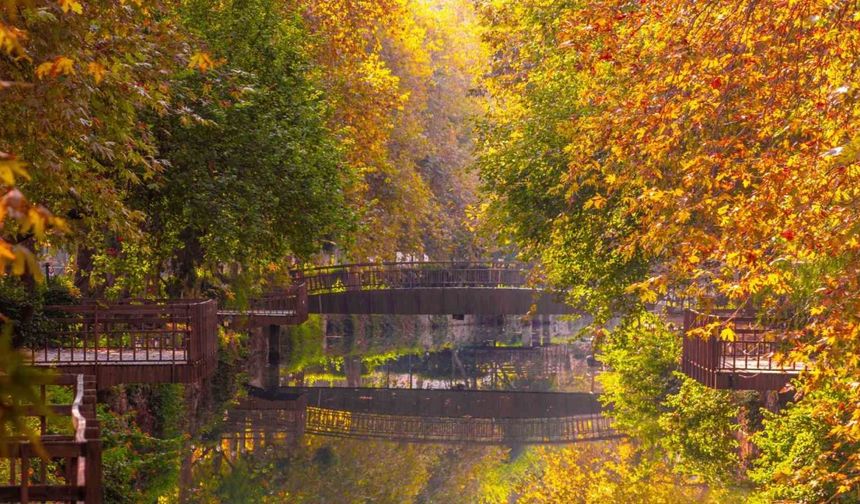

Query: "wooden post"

xmin=265 ymin=325 xmax=280 ymax=390
xmin=84 ymin=439 xmax=102 ymax=504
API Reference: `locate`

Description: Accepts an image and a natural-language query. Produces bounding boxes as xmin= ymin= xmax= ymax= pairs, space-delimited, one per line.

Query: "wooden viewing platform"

xmin=681 ymin=310 xmax=804 ymax=390
xmin=27 ymin=300 xmax=218 ymax=388
xmin=0 ymin=374 xmax=101 ymax=503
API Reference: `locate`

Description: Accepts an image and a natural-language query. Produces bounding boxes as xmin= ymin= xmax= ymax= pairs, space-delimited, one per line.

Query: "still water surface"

xmin=182 ymin=314 xmax=609 ymax=502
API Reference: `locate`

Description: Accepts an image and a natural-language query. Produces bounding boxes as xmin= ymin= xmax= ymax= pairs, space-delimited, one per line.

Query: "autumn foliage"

xmin=477 ymin=0 xmax=860 ymax=498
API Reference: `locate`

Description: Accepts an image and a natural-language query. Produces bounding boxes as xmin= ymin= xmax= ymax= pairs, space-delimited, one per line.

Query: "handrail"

xmin=72 ymin=374 xmax=86 ymax=443
xmin=292 ymin=262 xmax=533 ymax=296
xmin=0 ymin=374 xmax=101 ymax=503
xmin=293 ymin=261 xmax=526 ymax=274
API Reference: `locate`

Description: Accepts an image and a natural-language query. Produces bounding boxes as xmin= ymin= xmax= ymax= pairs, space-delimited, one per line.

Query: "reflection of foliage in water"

xmin=189 ymin=433 xmax=515 ymax=503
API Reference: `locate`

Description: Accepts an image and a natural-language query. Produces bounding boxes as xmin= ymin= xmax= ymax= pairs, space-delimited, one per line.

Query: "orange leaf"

xmin=35 ymin=56 xmax=75 ymax=79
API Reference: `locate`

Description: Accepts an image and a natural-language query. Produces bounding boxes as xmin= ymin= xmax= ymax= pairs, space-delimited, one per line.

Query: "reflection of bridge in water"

xmin=223 ymin=387 xmax=618 ymax=445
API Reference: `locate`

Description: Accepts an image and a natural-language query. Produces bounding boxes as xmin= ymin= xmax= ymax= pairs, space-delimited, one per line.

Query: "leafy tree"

xmin=474 ymin=0 xmax=649 ymax=318
xmin=475 ymin=0 xmax=860 ymax=496
xmin=132 ymin=0 xmax=354 ymax=296
xmin=597 ymin=314 xmax=682 ymax=445
xmin=660 ymin=374 xmax=739 ymax=485
xmin=513 ymin=443 xmax=723 ymax=504
xmin=598 ymin=313 xmax=740 ymax=489
xmin=0 ymin=1 xmax=192 ymax=260
xmin=750 ymin=384 xmax=860 ymax=503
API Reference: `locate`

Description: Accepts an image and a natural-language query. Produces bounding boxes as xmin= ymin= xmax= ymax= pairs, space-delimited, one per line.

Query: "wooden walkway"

xmin=292 ymin=262 xmax=577 ymax=315
xmin=218 ymin=283 xmax=308 ymax=327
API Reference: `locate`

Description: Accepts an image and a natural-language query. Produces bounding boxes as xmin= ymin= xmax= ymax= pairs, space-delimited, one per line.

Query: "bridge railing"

xmin=218 ymin=282 xmax=309 ymax=326
xmin=0 ymin=374 xmax=101 ymax=503
xmin=293 ymin=261 xmax=530 ymax=295
xmin=681 ymin=310 xmax=803 ymax=390
xmin=27 ymin=299 xmax=218 ymax=385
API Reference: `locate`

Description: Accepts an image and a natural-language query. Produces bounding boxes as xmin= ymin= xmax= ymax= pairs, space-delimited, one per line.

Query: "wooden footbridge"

xmin=293 ymin=262 xmax=576 ymax=315
xmin=21 ymin=263 xmax=806 ymax=394
xmin=221 ymin=387 xmax=618 ymax=445
xmin=22 ymin=262 xmax=805 ymax=393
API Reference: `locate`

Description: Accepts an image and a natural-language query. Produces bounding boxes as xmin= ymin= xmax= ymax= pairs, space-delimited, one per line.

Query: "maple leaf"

xmin=58 ymin=0 xmax=83 ymax=14
xmin=0 ymin=153 xmax=29 ymax=186
xmin=188 ymin=51 xmax=218 ymax=72
xmin=35 ymin=56 xmax=75 ymax=79
xmin=86 ymin=61 xmax=106 ymax=84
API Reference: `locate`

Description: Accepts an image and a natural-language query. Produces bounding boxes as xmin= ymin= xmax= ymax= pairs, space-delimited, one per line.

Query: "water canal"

xmin=178 ymin=314 xmax=612 ymax=501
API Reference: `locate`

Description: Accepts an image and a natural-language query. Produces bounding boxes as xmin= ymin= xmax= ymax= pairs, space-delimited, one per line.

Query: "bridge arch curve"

xmin=292 ymin=262 xmax=577 ymax=316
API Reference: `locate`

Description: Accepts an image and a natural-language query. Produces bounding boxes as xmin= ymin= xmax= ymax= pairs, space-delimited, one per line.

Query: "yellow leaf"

xmin=86 ymin=61 xmax=106 ymax=84
xmin=0 ymin=155 xmax=28 ymax=185
xmin=719 ymin=327 xmax=735 ymax=341
xmin=35 ymin=56 xmax=75 ymax=79
xmin=0 ymin=243 xmax=15 ymax=260
xmin=638 ymin=288 xmax=658 ymax=304
xmin=585 ymin=194 xmax=606 ymax=210
xmin=26 ymin=208 xmax=45 ymax=238
xmin=11 ymin=247 xmax=26 ymax=275
xmin=688 ymin=253 xmax=700 ymax=264
xmin=188 ymin=51 xmax=218 ymax=72
xmin=58 ymin=0 xmax=83 ymax=14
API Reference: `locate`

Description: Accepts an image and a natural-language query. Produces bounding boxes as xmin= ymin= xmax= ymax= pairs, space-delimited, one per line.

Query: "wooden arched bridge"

xmin=292 ymin=262 xmax=576 ymax=315
xmin=221 ymin=387 xmax=618 ymax=445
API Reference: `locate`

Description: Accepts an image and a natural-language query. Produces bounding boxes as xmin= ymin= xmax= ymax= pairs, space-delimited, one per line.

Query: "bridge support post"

xmin=264 ymin=325 xmax=281 ymax=390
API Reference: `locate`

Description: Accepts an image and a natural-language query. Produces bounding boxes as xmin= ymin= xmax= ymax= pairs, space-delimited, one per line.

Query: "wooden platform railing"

xmin=293 ymin=262 xmax=529 ymax=295
xmin=681 ymin=310 xmax=803 ymax=390
xmin=28 ymin=299 xmax=218 ymax=387
xmin=0 ymin=374 xmax=101 ymax=503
